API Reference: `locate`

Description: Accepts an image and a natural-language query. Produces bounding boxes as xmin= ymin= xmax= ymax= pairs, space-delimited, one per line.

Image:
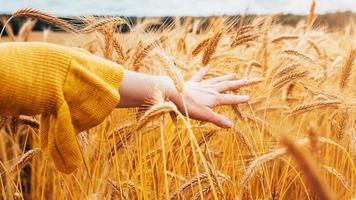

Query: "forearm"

xmin=117 ymin=70 xmax=178 ymax=108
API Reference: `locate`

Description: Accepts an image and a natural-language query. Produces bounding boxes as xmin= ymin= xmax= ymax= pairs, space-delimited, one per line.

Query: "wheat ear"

xmin=18 ymin=115 xmax=40 ymax=129
xmin=192 ymin=38 xmax=210 ymax=56
xmin=191 ymin=186 xmax=212 ymax=200
xmin=307 ymin=0 xmax=316 ymax=30
xmin=289 ymin=100 xmax=341 ymax=115
xmin=323 ymin=165 xmax=351 ymax=191
xmin=307 ymin=39 xmax=322 ymax=57
xmin=231 ymin=34 xmax=259 ymax=48
xmin=170 ymin=171 xmax=229 ymax=200
xmin=1 ymin=148 xmax=41 ymax=177
xmin=135 ymin=101 xmax=178 ymax=131
xmin=239 ymin=139 xmax=305 ymax=185
xmin=271 ymin=35 xmax=299 ymax=44
xmin=107 ymin=179 xmax=127 ymax=199
xmin=132 ymin=36 xmax=167 ymax=71
xmin=236 ymin=25 xmax=254 ymax=35
xmin=113 ymin=36 xmax=127 ymax=64
xmin=202 ymin=32 xmax=222 ymax=65
xmin=81 ymin=17 xmax=126 ymax=33
xmin=336 ymin=110 xmax=348 ymax=140
xmin=14 ymin=8 xmax=73 ymax=31
xmin=274 ymin=63 xmax=300 ymax=78
xmin=169 ymin=172 xmax=209 ymax=200
xmin=348 ymin=128 xmax=356 ymax=159
xmin=282 ymin=136 xmax=336 ymax=200
xmin=339 ymin=48 xmax=356 ymax=89
xmin=240 ymin=137 xmax=341 ymax=185
xmin=284 ymin=49 xmax=318 ymax=66
xmin=273 ymin=71 xmax=307 ymax=90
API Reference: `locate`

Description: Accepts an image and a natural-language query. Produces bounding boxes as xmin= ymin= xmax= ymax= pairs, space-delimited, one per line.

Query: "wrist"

xmin=160 ymin=76 xmax=180 ymax=103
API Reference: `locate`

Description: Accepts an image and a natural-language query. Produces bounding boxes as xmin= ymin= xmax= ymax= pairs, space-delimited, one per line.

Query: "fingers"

xmin=205 ymin=108 xmax=234 ymax=128
xmin=204 ymin=73 xmax=236 ymax=84
xmin=217 ymin=94 xmax=249 ymax=105
xmin=190 ymin=66 xmax=210 ymax=82
xmin=213 ymin=79 xmax=247 ymax=92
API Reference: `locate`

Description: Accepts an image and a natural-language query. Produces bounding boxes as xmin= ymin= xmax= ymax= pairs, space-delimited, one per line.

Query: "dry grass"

xmin=0 ymin=2 xmax=355 ymax=199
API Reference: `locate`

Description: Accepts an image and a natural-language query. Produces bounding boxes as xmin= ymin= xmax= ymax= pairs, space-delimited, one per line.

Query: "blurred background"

xmin=0 ymin=0 xmax=355 ymax=34
xmin=0 ymin=0 xmax=355 ymax=16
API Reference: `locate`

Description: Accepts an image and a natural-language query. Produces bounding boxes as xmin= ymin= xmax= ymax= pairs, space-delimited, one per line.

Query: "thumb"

xmin=205 ymin=108 xmax=234 ymax=128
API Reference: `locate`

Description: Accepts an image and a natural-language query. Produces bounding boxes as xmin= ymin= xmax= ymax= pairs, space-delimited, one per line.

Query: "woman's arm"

xmin=118 ymin=67 xmax=250 ymax=128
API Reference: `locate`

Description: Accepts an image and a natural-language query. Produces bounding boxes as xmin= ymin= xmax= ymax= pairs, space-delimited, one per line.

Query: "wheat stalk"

xmin=0 ymin=17 xmax=15 ymax=40
xmin=242 ymin=77 xmax=264 ymax=87
xmin=248 ymin=60 xmax=262 ymax=69
xmin=0 ymin=116 xmax=8 ymax=129
xmin=18 ymin=19 xmax=37 ymax=42
xmin=255 ymin=105 xmax=290 ymax=113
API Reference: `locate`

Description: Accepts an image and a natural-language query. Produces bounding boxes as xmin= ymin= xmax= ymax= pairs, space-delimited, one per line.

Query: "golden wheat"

xmin=1 ymin=4 xmax=355 ymax=199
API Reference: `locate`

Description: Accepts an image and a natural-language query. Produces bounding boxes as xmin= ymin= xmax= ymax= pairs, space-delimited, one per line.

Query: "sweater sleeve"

xmin=0 ymin=42 xmax=124 ymax=173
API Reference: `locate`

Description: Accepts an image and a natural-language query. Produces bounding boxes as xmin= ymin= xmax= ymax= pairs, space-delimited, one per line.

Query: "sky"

xmin=0 ymin=0 xmax=355 ymax=16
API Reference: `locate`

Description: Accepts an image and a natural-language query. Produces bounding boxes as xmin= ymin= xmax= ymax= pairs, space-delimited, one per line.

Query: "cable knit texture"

xmin=0 ymin=42 xmax=124 ymax=173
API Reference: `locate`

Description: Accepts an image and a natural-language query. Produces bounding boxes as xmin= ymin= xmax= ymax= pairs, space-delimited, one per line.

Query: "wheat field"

xmin=0 ymin=1 xmax=355 ymax=199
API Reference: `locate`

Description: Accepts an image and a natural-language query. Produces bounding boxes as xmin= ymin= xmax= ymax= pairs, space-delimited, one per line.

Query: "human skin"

xmin=117 ymin=66 xmax=249 ymax=128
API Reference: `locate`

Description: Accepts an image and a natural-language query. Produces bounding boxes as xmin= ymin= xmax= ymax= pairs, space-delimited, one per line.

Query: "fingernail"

xmin=224 ymin=120 xmax=234 ymax=128
xmin=240 ymin=78 xmax=248 ymax=83
xmin=241 ymin=95 xmax=250 ymax=102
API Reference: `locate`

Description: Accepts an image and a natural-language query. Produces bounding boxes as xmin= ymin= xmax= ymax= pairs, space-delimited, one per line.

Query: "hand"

xmin=168 ymin=66 xmax=250 ymax=128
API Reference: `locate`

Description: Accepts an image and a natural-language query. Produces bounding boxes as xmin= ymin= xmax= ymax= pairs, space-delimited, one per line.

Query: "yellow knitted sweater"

xmin=0 ymin=42 xmax=124 ymax=173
